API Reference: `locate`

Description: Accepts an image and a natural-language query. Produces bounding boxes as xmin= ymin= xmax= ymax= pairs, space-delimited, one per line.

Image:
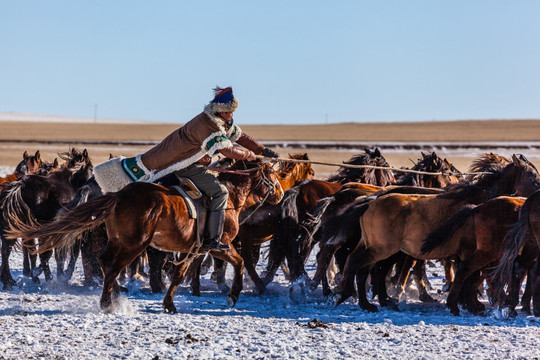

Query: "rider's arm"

xmin=235 ymin=133 xmax=265 ymax=155
xmin=219 ymin=146 xmax=257 ymax=161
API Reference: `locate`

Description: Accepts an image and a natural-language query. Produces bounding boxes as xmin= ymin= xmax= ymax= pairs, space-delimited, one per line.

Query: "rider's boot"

xmin=201 ymin=210 xmax=230 ymax=251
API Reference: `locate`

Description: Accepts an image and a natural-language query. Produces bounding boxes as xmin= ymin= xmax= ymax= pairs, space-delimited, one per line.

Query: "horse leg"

xmin=210 ymin=246 xmax=244 ymax=307
xmin=333 ymin=246 xmax=378 ymax=312
xmin=22 ymin=240 xmax=37 ymax=278
xmin=81 ymin=235 xmax=101 ymax=287
xmin=442 ymin=258 xmax=455 ymax=292
xmin=187 ymin=255 xmax=205 ymax=297
xmin=370 ymin=254 xmax=400 ymax=310
xmin=163 ymin=255 xmax=192 ymax=314
xmin=212 ymin=257 xmax=230 ymax=293
xmin=200 ymin=253 xmax=213 ymax=276
xmin=447 ymin=251 xmax=494 ymax=316
xmin=521 ymin=266 xmax=534 ymax=314
xmin=262 ymin=235 xmax=286 ymax=285
xmin=530 ymin=260 xmax=540 ymax=317
xmin=394 ymin=255 xmax=415 ymax=301
xmin=312 ymin=240 xmax=343 ymax=293
xmin=62 ymin=239 xmax=81 ymax=282
xmin=1 ymin=236 xmax=17 ymax=289
xmin=99 ymin=245 xmax=146 ymax=311
xmin=412 ymin=260 xmax=437 ymax=303
xmin=461 ymin=270 xmax=485 ymax=314
xmin=36 ymin=250 xmax=53 ymax=282
xmin=146 ymin=246 xmax=168 ymax=293
xmin=242 ymin=242 xmax=266 ymax=294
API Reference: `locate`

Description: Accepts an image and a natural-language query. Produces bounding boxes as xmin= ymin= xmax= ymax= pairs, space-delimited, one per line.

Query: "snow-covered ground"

xmin=1 ymin=167 xmax=539 ymax=359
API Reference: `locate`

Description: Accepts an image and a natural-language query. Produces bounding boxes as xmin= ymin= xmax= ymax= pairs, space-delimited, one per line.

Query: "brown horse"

xmin=421 ymin=196 xmax=528 ymax=315
xmin=309 ymin=151 xmax=462 ymax=297
xmin=8 ymin=159 xmax=283 ymax=312
xmin=489 ymin=189 xmax=540 ymax=317
xmin=333 ymin=154 xmax=540 ymax=312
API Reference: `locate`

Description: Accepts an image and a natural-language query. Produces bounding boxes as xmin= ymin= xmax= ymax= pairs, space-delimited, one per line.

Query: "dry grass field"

xmin=1 ymin=119 xmax=540 ymax=178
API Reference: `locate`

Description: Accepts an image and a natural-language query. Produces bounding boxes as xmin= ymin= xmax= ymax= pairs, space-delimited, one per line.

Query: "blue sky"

xmin=1 ymin=1 xmax=539 ymax=125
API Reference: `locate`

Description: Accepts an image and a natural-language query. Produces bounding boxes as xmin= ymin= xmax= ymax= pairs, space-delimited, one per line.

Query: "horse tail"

xmin=0 ymin=180 xmax=39 ymax=237
xmin=298 ymin=195 xmax=336 ymax=248
xmin=420 ymin=204 xmax=479 ymax=254
xmin=489 ymin=199 xmax=532 ymax=300
xmin=322 ymin=196 xmax=374 ymax=248
xmin=5 ymin=194 xmax=120 ymax=254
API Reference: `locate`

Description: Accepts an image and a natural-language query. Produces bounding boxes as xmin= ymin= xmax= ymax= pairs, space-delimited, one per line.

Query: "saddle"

xmin=156 ymin=174 xmax=209 ymax=246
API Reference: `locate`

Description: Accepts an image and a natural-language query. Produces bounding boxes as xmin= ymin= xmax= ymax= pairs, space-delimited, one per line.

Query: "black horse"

xmin=0 ymin=148 xmax=93 ymax=289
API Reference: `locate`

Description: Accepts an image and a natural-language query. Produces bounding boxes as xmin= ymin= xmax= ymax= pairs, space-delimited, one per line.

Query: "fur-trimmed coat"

xmin=138 ymin=105 xmax=264 ymax=181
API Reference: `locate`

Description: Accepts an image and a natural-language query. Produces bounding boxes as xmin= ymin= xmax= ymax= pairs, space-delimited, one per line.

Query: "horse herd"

xmin=1 ymin=147 xmax=540 ymax=319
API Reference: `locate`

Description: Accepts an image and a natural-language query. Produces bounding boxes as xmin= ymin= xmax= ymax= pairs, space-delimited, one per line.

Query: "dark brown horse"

xmin=8 ymin=160 xmax=283 ymax=312
xmin=333 ymin=154 xmax=540 ymax=312
xmin=489 ymin=189 xmax=540 ymax=317
xmin=0 ymin=148 xmax=93 ymax=289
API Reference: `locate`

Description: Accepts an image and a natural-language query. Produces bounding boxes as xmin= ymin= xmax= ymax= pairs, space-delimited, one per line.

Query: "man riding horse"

xmin=94 ymin=86 xmax=279 ymax=250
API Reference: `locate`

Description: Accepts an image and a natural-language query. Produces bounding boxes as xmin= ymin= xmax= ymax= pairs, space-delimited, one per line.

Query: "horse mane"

xmin=396 ymin=151 xmax=460 ymax=187
xmin=327 ymin=148 xmax=394 ymax=185
xmin=466 ymin=153 xmax=510 ymax=182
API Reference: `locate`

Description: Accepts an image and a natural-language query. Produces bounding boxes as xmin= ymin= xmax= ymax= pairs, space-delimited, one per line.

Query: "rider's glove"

xmin=261 ymin=147 xmax=279 ymax=158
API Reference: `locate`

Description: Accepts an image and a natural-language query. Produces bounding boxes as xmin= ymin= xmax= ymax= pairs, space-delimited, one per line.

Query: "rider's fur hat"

xmin=209 ymin=86 xmax=239 ymax=113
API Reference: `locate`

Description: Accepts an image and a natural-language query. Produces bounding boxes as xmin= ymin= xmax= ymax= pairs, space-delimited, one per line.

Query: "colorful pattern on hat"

xmin=210 ymin=86 xmax=239 ymax=113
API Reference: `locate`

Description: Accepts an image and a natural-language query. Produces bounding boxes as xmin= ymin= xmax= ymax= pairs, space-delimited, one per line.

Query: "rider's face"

xmin=219 ymin=112 xmax=234 ymax=121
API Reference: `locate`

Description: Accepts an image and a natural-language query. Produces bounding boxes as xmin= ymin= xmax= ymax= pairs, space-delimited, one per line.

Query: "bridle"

xmin=238 ymin=162 xmax=283 ymax=226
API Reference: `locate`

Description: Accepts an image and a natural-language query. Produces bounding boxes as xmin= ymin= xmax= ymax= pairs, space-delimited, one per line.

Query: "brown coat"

xmin=139 ymin=106 xmax=264 ymax=181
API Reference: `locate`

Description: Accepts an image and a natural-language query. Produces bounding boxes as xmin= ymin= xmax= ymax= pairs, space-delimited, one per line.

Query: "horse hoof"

xmin=449 ymin=307 xmax=460 ymax=316
xmin=164 ymin=305 xmax=177 ymax=314
xmin=360 ymin=303 xmax=379 ymax=313
xmin=226 ymin=296 xmax=237 ymax=307
xmin=419 ymin=293 xmax=438 ymax=303
xmin=332 ymin=294 xmax=342 ymax=307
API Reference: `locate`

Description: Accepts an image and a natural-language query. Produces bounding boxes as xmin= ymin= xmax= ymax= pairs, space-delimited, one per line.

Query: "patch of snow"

xmin=0 ymin=248 xmax=539 ymax=359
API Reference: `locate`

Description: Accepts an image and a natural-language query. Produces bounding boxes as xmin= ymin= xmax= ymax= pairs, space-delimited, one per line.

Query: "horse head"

xmin=15 ymin=150 xmax=42 ymax=176
xmin=505 ymin=154 xmax=540 ymax=197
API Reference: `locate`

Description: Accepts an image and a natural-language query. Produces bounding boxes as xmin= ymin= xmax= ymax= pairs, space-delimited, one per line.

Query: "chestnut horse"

xmin=9 ymin=160 xmax=283 ymax=312
xmin=333 ymin=154 xmax=540 ymax=312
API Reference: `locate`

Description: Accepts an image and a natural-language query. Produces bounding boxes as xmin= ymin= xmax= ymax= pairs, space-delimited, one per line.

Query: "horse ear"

xmin=512 ymin=154 xmax=525 ymax=167
xmin=303 ymin=153 xmax=309 ymax=160
xmin=35 ymin=150 xmax=41 ymax=161
xmin=109 ymin=153 xmax=114 ymax=159
xmin=431 ymin=151 xmax=437 ymax=158
xmin=83 ymin=149 xmax=88 ymax=157
xmin=374 ymin=148 xmax=381 ymax=157
xmin=23 ymin=151 xmax=29 ymax=160
xmin=53 ymin=158 xmax=59 ymax=167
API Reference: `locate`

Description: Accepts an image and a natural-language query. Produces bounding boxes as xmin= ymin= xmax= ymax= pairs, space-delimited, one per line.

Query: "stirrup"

xmin=201 ymin=239 xmax=230 ymax=251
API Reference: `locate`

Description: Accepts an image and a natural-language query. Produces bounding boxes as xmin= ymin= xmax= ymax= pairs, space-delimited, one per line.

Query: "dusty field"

xmin=1 ymin=119 xmax=540 ymax=178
